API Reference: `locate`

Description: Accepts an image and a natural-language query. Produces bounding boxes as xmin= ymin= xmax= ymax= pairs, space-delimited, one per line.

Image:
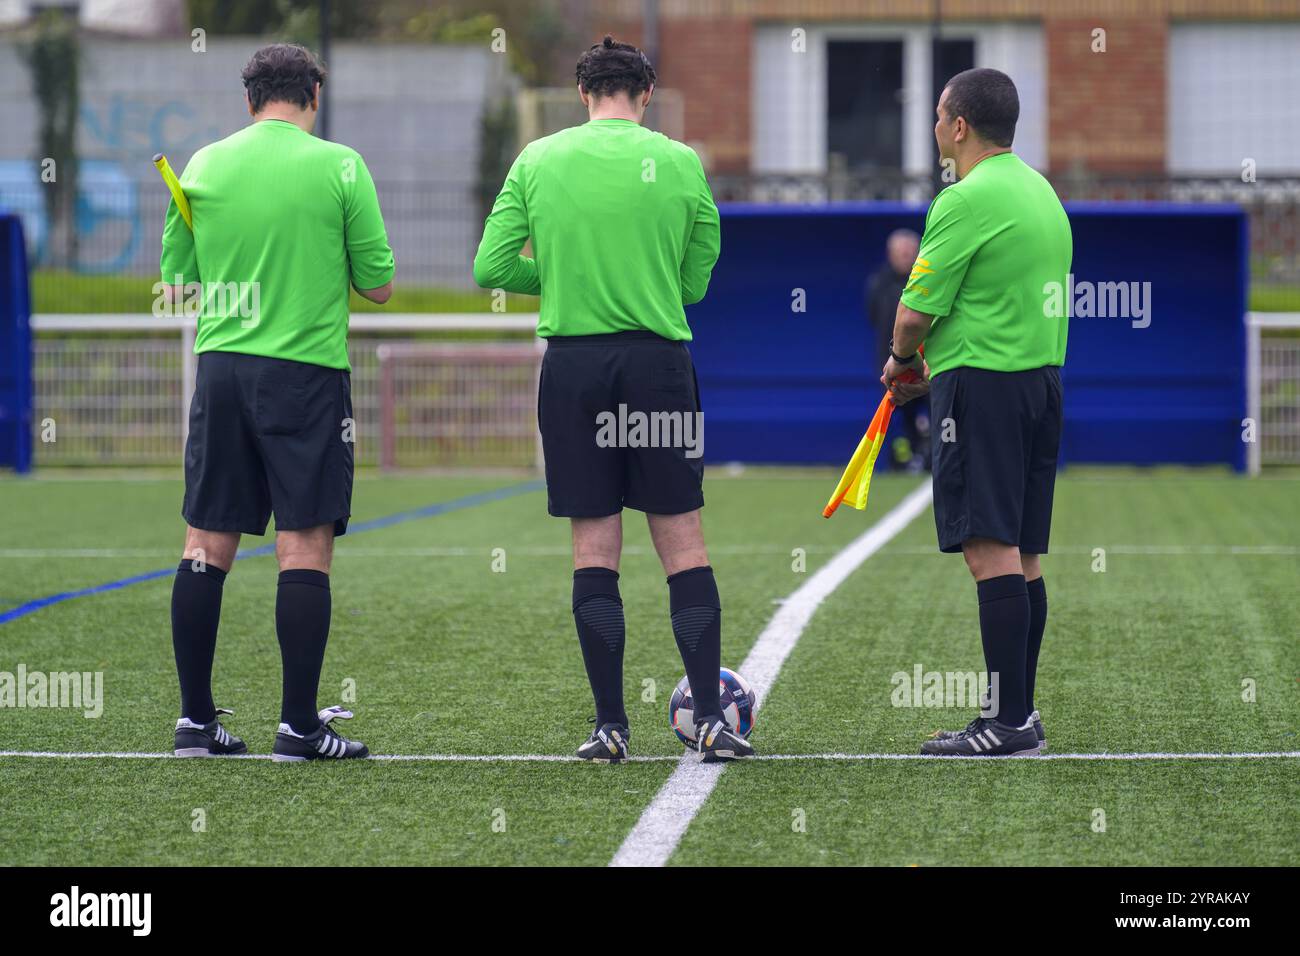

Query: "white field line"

xmin=609 ymin=482 xmax=936 ymax=868
xmin=0 ymin=546 xmax=838 ymax=558
xmin=1 ymin=750 xmax=1295 ymax=762
xmin=1 ymin=544 xmax=1295 ymax=559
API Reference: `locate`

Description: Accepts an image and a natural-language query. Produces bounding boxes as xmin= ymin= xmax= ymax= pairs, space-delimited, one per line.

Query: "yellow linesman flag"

xmin=152 ymin=153 xmax=192 ymax=230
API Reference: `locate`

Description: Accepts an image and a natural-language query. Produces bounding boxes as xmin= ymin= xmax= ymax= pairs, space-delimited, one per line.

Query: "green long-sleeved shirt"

xmin=160 ymin=119 xmax=393 ymax=371
xmin=473 ymin=118 xmax=720 ymax=340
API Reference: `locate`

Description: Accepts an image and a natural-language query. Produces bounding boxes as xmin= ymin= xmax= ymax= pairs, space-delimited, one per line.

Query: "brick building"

xmin=585 ymin=0 xmax=1300 ymax=179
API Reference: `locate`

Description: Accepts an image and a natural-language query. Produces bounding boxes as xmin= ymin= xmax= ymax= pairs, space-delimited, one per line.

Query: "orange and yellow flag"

xmin=822 ymin=392 xmax=896 ymax=518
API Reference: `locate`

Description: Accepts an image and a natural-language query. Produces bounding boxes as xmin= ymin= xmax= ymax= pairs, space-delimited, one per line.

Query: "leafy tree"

xmin=20 ymin=8 xmax=79 ymax=268
xmin=184 ymin=0 xmax=378 ymax=39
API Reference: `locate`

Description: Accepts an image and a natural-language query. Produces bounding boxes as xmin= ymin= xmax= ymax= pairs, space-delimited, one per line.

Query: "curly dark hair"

xmin=575 ymin=35 xmax=656 ymax=99
xmin=241 ymin=43 xmax=327 ymax=113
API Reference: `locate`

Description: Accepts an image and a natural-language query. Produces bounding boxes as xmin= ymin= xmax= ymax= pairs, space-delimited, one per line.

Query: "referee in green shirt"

xmin=882 ymin=68 xmax=1072 ymax=757
xmin=161 ymin=44 xmax=394 ymax=762
xmin=474 ymin=36 xmax=750 ymax=762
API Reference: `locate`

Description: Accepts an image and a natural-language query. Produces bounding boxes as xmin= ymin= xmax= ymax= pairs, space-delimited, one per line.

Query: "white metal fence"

xmin=1247 ymin=311 xmax=1300 ymax=473
xmin=30 ymin=314 xmax=539 ymax=470
xmin=376 ymin=341 xmax=544 ymax=471
xmin=28 ymin=311 xmax=1300 ymax=472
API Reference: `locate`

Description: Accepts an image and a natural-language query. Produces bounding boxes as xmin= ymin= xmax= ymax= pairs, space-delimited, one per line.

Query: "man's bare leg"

xmin=646 ymin=509 xmax=708 ymax=576
xmin=571 ymin=514 xmax=622 ymax=572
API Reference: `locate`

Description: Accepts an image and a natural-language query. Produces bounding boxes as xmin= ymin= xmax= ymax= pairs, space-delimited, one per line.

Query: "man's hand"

xmin=881 ymin=354 xmax=930 ymax=406
xmin=884 ymin=301 xmax=934 ymax=405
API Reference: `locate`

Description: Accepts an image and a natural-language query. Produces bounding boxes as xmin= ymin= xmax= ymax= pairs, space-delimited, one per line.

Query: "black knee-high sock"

xmin=976 ymin=574 xmax=1030 ymax=728
xmin=572 ymin=568 xmax=627 ymax=728
xmin=668 ymin=566 xmax=722 ymax=724
xmin=1025 ymin=576 xmax=1048 ymax=715
xmin=171 ymin=560 xmax=226 ymax=723
xmin=276 ymin=569 xmax=331 ymax=735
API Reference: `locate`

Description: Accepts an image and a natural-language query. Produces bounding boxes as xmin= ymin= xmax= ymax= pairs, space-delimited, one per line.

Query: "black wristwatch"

xmin=889 ymin=341 xmax=919 ymax=364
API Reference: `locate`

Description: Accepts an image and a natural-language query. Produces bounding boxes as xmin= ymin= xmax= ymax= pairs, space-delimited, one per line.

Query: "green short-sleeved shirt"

xmin=900 ymin=152 xmax=1072 ymax=377
xmin=160 ymin=119 xmax=394 ymax=371
xmin=472 ymin=119 xmax=721 ymax=340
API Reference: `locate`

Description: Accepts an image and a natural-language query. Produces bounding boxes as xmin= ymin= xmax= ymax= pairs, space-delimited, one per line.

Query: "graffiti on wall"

xmin=0 ymin=96 xmax=223 ymax=273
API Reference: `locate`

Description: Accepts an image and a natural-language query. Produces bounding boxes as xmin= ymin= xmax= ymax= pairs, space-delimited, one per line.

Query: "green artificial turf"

xmin=0 ymin=469 xmax=1296 ymax=865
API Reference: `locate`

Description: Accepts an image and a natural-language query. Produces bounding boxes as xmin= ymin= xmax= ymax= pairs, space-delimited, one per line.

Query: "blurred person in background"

xmin=865 ymin=228 xmax=930 ymax=472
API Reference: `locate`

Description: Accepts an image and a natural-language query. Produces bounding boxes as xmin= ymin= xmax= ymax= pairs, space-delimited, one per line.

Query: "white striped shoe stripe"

xmin=986 ymin=729 xmax=1002 ymax=747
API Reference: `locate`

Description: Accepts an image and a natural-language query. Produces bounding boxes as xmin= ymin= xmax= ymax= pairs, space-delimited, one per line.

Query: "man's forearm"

xmin=354 ymin=279 xmax=393 ymax=305
xmin=472 ymin=248 xmax=540 ymax=296
xmin=891 ymin=302 xmax=934 ymax=357
xmin=680 ymin=252 xmax=716 ymax=305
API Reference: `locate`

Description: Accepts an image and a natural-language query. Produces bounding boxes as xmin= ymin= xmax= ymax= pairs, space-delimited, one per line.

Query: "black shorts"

xmin=183 ymin=351 xmax=354 ymax=536
xmin=538 ymin=331 xmax=705 ymax=518
xmin=929 ymin=365 xmax=1063 ymax=554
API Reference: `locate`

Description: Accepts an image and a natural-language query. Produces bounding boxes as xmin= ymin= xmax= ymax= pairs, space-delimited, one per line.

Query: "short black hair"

xmin=576 ymin=35 xmax=656 ymax=99
xmin=941 ymin=67 xmax=1019 ymax=148
xmin=241 ymin=43 xmax=327 ymax=113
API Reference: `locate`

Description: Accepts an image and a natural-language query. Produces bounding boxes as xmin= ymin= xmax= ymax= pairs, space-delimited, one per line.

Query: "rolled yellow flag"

xmin=152 ymin=152 xmax=192 ymax=230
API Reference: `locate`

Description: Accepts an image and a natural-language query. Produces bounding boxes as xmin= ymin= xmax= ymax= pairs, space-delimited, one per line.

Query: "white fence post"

xmin=1244 ymin=311 xmax=1300 ymax=475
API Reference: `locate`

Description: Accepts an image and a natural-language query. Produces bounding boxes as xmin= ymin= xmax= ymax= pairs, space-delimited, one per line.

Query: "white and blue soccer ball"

xmin=669 ymin=667 xmax=757 ymax=747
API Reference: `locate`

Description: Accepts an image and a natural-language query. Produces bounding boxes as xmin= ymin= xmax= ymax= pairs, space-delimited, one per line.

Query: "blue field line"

xmin=0 ymin=479 xmax=544 ymax=626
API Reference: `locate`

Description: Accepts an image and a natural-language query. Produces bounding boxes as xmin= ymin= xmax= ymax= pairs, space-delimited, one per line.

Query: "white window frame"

xmin=753 ymin=21 xmax=1047 ymax=176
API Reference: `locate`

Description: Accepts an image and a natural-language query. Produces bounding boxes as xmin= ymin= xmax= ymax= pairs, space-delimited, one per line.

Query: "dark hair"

xmin=941 ymin=67 xmax=1019 ymax=148
xmin=575 ymin=35 xmax=656 ymax=99
xmin=241 ymin=43 xmax=327 ymax=113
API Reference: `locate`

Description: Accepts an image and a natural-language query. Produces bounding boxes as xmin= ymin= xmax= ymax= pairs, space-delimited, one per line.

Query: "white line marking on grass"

xmin=0 ymin=545 xmax=851 ymax=559
xmin=1 ymin=750 xmax=1295 ymax=762
xmin=609 ymin=482 xmax=936 ymax=868
xmin=4 ymin=543 xmax=1296 ymax=559
xmin=750 ymin=751 xmax=1300 ymax=761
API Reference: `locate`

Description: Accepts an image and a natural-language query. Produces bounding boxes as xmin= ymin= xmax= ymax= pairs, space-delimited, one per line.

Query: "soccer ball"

xmin=669 ymin=667 xmax=757 ymax=747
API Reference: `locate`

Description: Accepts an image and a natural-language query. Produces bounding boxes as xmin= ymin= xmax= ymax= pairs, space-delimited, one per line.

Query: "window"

xmin=753 ymin=23 xmax=1046 ymax=176
xmin=826 ymin=40 xmax=904 ymax=170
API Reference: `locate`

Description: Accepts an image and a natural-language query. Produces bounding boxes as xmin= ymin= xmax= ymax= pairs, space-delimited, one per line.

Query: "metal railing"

xmin=30 ymin=314 xmax=539 ymax=469
xmin=376 ymin=340 xmax=544 ymax=471
xmin=1246 ymin=311 xmax=1300 ymax=473
xmin=11 ymin=172 xmax=1299 ymax=317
